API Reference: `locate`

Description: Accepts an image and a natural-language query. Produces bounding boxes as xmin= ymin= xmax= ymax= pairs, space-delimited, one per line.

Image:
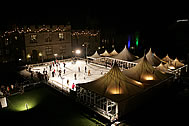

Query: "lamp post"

xmin=27 ymin=54 xmax=31 ymax=63
xmin=39 ymin=52 xmax=43 ymax=63
xmin=54 ymin=53 xmax=58 ymax=60
xmin=82 ymin=42 xmax=88 ymax=59
xmin=75 ymin=49 xmax=81 ymax=60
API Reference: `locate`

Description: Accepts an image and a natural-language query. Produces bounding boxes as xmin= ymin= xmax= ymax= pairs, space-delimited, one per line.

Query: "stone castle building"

xmin=24 ymin=25 xmax=72 ymax=62
xmin=0 ymin=25 xmax=100 ymax=63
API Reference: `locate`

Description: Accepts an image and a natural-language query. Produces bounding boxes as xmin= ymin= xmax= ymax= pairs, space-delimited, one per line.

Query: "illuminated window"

xmin=59 ymin=33 xmax=64 ymax=41
xmin=45 ymin=47 xmax=53 ymax=55
xmin=30 ymin=34 xmax=37 ymax=43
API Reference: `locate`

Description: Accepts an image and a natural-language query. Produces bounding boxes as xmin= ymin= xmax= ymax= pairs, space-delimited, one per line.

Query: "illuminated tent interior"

xmin=100 ymin=50 xmax=111 ymax=57
xmin=76 ymin=62 xmax=143 ymax=121
xmin=164 ymin=62 xmax=176 ymax=70
xmin=163 ymin=58 xmax=184 ymax=70
xmin=113 ymin=45 xmax=137 ymax=61
xmin=134 ymin=48 xmax=161 ymax=66
xmin=110 ymin=49 xmax=118 ymax=56
xmin=123 ymin=55 xmax=172 ymax=87
xmin=88 ymin=50 xmax=101 ymax=59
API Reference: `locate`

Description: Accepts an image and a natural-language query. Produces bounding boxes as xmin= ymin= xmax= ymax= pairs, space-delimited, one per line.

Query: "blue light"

xmin=128 ymin=35 xmax=131 ymax=49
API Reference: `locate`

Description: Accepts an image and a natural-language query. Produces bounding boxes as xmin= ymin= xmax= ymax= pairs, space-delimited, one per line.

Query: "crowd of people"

xmin=0 ymin=74 xmax=29 ymax=96
xmin=28 ymin=59 xmax=89 ymax=91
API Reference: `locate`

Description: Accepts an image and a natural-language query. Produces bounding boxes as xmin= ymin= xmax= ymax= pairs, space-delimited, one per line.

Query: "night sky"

xmin=1 ymin=3 xmax=189 ymax=57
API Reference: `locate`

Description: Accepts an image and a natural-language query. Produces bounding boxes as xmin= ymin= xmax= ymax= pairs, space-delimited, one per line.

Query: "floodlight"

xmin=75 ymin=49 xmax=81 ymax=55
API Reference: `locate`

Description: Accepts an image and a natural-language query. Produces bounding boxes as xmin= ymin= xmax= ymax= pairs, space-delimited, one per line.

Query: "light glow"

xmin=134 ymin=80 xmax=143 ymax=86
xmin=39 ymin=52 xmax=42 ymax=56
xmin=144 ymin=75 xmax=154 ymax=80
xmin=27 ymin=54 xmax=31 ymax=58
xmin=75 ymin=49 xmax=81 ymax=54
xmin=136 ymin=33 xmax=139 ymax=47
xmin=168 ymin=66 xmax=175 ymax=70
xmin=176 ymin=19 xmax=188 ymax=22
xmin=128 ymin=35 xmax=131 ymax=49
xmin=110 ymin=88 xmax=122 ymax=94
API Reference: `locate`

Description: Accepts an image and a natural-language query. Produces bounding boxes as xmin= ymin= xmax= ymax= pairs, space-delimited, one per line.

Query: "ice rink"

xmin=30 ymin=60 xmax=110 ymax=91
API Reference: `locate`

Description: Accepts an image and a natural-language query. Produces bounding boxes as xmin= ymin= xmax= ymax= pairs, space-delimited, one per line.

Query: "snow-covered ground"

xmin=30 ymin=60 xmax=110 ymax=91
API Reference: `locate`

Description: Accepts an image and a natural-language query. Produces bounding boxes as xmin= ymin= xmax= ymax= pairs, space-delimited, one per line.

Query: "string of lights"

xmin=1 ymin=27 xmax=99 ymax=38
xmin=72 ymin=31 xmax=99 ymax=37
xmin=1 ymin=26 xmax=67 ymax=38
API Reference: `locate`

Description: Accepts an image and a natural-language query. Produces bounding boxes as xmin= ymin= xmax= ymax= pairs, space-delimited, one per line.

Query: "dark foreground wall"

xmin=118 ymin=76 xmax=174 ymax=119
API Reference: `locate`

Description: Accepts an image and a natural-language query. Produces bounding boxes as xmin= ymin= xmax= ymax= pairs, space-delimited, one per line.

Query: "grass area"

xmin=1 ymin=85 xmax=100 ymax=126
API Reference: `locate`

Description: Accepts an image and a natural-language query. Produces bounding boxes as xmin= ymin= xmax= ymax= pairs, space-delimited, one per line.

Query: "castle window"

xmin=45 ymin=47 xmax=53 ymax=55
xmin=59 ymin=33 xmax=64 ymax=41
xmin=30 ymin=34 xmax=37 ymax=43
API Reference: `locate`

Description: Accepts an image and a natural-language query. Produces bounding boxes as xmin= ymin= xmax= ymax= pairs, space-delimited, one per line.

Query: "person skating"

xmin=52 ymin=71 xmax=55 ymax=77
xmin=49 ymin=64 xmax=52 ymax=71
xmin=85 ymin=66 xmax=87 ymax=73
xmin=58 ymin=70 xmax=61 ymax=77
xmin=88 ymin=70 xmax=91 ymax=76
xmin=74 ymin=73 xmax=77 ymax=80
xmin=72 ymin=83 xmax=75 ymax=90
xmin=78 ymin=67 xmax=80 ymax=72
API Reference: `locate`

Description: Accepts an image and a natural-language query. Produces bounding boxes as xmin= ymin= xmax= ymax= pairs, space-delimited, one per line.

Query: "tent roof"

xmin=100 ymin=50 xmax=111 ymax=57
xmin=156 ymin=62 xmax=171 ymax=73
xmin=110 ymin=49 xmax=118 ymax=56
xmin=172 ymin=58 xmax=184 ymax=68
xmin=113 ymin=45 xmax=137 ymax=61
xmin=123 ymin=55 xmax=172 ymax=87
xmin=88 ymin=51 xmax=101 ymax=58
xmin=162 ymin=54 xmax=174 ymax=63
xmin=134 ymin=48 xmax=161 ymax=66
xmin=78 ymin=62 xmax=143 ymax=102
xmin=164 ymin=61 xmax=175 ymax=70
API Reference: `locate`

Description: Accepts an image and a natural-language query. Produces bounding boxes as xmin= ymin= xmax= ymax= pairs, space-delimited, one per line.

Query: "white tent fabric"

xmin=78 ymin=62 xmax=143 ymax=102
xmin=110 ymin=49 xmax=118 ymax=56
xmin=88 ymin=51 xmax=101 ymax=59
xmin=134 ymin=48 xmax=161 ymax=66
xmin=123 ymin=55 xmax=172 ymax=87
xmin=113 ymin=45 xmax=137 ymax=61
xmin=172 ymin=58 xmax=184 ymax=68
xmin=164 ymin=61 xmax=176 ymax=70
xmin=156 ymin=62 xmax=171 ymax=73
xmin=162 ymin=54 xmax=174 ymax=63
xmin=100 ymin=50 xmax=111 ymax=57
